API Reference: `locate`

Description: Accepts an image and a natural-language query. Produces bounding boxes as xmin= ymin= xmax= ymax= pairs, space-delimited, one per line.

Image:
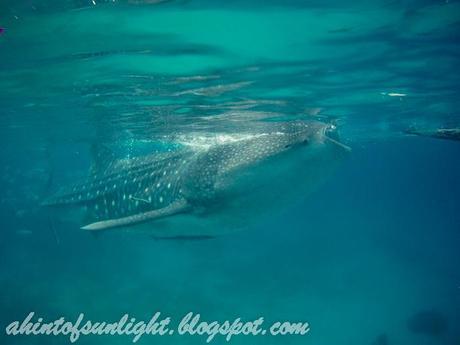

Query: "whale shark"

xmin=43 ymin=120 xmax=349 ymax=237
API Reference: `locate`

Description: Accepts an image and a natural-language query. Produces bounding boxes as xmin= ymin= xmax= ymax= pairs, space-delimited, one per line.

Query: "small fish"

xmin=16 ymin=229 xmax=33 ymax=236
xmin=0 ymin=28 xmax=5 ymax=35
xmin=381 ymin=92 xmax=407 ymax=97
xmin=388 ymin=92 xmax=407 ymax=97
xmin=152 ymin=235 xmax=216 ymax=241
xmin=404 ymin=127 xmax=460 ymax=142
xmin=15 ymin=209 xmax=26 ymax=218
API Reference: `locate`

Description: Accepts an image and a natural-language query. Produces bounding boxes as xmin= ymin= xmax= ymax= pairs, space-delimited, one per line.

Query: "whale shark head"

xmin=197 ymin=120 xmax=344 ymax=174
xmin=183 ymin=120 xmax=348 ymax=210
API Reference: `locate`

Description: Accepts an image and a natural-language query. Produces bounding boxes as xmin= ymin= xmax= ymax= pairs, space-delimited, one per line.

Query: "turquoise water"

xmin=1 ymin=1 xmax=459 ymax=344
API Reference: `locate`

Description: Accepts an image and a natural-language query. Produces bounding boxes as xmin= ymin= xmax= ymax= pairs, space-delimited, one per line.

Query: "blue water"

xmin=1 ymin=1 xmax=459 ymax=344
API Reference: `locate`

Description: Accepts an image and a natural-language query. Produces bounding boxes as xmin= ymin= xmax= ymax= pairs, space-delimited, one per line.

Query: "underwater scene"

xmin=0 ymin=0 xmax=459 ymax=344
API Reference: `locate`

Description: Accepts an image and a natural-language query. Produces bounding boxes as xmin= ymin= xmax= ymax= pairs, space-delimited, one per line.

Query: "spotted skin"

xmin=44 ymin=120 xmax=347 ymax=234
xmin=44 ymin=150 xmax=190 ymax=223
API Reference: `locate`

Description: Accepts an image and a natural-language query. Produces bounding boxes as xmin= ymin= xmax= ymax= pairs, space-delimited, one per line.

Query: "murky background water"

xmin=1 ymin=1 xmax=459 ymax=344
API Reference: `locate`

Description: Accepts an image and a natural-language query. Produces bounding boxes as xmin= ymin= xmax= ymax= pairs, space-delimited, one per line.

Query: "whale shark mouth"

xmin=322 ymin=124 xmax=352 ymax=152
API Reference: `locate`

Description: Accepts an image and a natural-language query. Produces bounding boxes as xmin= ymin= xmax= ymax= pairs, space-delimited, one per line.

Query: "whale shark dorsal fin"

xmin=81 ymin=199 xmax=189 ymax=231
xmin=90 ymin=142 xmax=116 ymax=175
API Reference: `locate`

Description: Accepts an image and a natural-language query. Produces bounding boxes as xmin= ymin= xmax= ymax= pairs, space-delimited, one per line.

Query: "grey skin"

xmin=43 ymin=120 xmax=349 ymax=237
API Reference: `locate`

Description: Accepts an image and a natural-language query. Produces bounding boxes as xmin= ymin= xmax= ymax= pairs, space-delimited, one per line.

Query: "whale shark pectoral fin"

xmin=81 ymin=199 xmax=189 ymax=231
